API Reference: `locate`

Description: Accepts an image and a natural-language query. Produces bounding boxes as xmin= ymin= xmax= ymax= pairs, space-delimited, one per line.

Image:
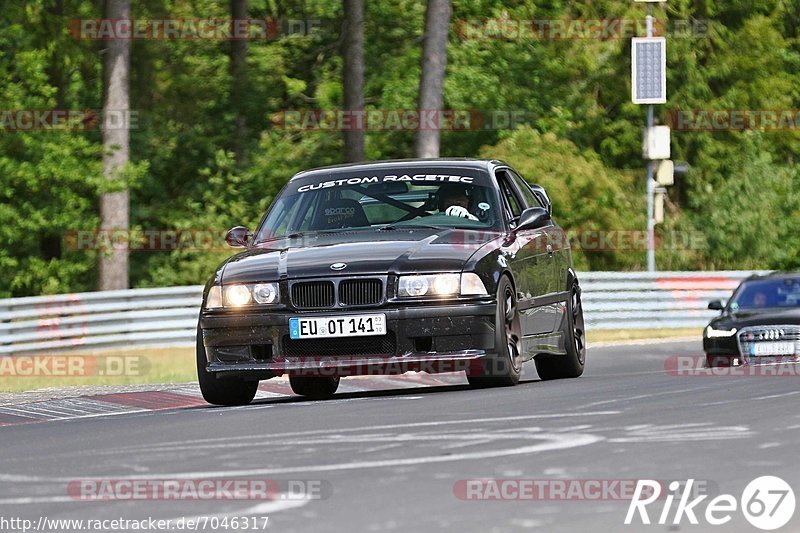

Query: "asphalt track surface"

xmin=1 ymin=340 xmax=799 ymax=533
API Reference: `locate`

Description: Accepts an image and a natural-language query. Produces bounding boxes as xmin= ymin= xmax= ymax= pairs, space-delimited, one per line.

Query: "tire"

xmin=467 ymin=275 xmax=522 ymax=388
xmin=196 ymin=327 xmax=258 ymax=406
xmin=535 ymin=282 xmax=586 ymax=380
xmin=289 ymin=375 xmax=340 ymax=399
xmin=706 ymin=354 xmax=735 ymax=368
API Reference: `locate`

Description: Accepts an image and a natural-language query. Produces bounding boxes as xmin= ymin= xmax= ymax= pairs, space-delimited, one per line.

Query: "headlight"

xmin=431 ymin=274 xmax=460 ymax=295
xmin=399 ymin=276 xmax=430 ymax=297
xmin=204 ymin=283 xmax=281 ymax=309
xmin=706 ymin=326 xmax=737 ymax=338
xmin=253 ymin=283 xmax=279 ymax=304
xmin=224 ymin=285 xmax=252 ymax=307
xmin=399 ymin=274 xmax=459 ymax=297
xmin=398 ymin=273 xmax=487 ymax=298
xmin=205 ymin=285 xmax=223 ymax=309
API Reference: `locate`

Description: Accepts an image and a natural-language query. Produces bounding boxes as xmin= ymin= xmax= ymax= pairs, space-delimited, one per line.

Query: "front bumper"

xmin=199 ymin=302 xmax=497 ymax=378
xmin=704 ymin=325 xmax=800 ymax=365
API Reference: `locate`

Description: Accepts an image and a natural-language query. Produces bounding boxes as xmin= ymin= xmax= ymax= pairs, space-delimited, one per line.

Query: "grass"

xmin=586 ymin=328 xmax=701 ymax=344
xmin=0 ymin=347 xmax=196 ymax=393
xmin=1 ymin=328 xmax=701 ymax=393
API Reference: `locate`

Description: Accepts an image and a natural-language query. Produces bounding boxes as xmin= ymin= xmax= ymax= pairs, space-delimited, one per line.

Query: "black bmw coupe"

xmin=196 ymin=159 xmax=585 ymax=404
xmin=704 ymin=272 xmax=800 ymax=367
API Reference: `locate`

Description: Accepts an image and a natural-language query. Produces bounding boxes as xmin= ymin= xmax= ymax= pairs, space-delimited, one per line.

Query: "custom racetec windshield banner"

xmin=288 ymin=168 xmax=490 ymax=194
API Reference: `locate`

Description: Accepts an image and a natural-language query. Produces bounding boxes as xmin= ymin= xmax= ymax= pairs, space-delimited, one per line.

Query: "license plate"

xmin=289 ymin=314 xmax=386 ymax=339
xmin=751 ymin=341 xmax=796 ymax=356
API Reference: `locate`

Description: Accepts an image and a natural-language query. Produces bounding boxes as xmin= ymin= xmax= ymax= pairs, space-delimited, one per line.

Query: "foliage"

xmin=1 ymin=0 xmax=799 ymax=296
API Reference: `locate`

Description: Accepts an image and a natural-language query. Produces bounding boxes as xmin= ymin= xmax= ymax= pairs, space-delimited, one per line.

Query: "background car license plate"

xmin=289 ymin=314 xmax=386 ymax=339
xmin=752 ymin=341 xmax=796 ymax=356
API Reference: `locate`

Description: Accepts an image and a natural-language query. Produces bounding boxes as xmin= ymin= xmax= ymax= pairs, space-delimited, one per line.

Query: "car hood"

xmin=219 ymin=228 xmax=500 ymax=284
xmin=710 ymin=307 xmax=800 ymax=329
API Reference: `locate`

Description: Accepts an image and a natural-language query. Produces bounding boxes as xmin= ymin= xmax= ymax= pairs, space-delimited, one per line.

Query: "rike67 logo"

xmin=626 ymin=476 xmax=795 ymax=530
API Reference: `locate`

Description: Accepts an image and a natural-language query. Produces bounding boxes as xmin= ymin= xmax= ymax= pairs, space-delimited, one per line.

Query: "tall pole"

xmin=342 ymin=0 xmax=365 ymax=162
xmin=416 ymin=0 xmax=452 ymax=158
xmin=645 ymin=5 xmax=656 ymax=272
xmin=99 ymin=0 xmax=131 ymax=290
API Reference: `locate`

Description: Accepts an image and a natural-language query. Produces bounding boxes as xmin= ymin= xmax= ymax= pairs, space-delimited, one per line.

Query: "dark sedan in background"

xmin=704 ymin=272 xmax=800 ymax=367
xmin=197 ymin=158 xmax=585 ymax=405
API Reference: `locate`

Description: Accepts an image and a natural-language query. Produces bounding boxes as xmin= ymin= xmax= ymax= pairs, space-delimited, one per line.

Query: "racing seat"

xmin=310 ymin=198 xmax=369 ymax=230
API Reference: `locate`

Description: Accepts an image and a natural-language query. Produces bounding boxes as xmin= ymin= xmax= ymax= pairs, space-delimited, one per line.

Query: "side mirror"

xmin=516 ymin=207 xmax=551 ymax=232
xmin=708 ymin=300 xmax=724 ymax=311
xmin=225 ymin=226 xmax=251 ymax=248
xmin=529 ymin=184 xmax=552 ymax=215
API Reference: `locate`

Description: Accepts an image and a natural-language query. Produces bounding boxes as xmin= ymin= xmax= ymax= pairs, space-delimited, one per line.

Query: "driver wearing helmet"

xmin=438 ymin=183 xmax=478 ymax=221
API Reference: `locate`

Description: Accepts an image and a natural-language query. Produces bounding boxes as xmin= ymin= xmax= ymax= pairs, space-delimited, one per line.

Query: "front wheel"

xmin=467 ymin=275 xmax=522 ymax=388
xmin=535 ymin=282 xmax=586 ymax=380
xmin=289 ymin=375 xmax=340 ymax=399
xmin=196 ymin=327 xmax=258 ymax=406
xmin=706 ymin=354 xmax=736 ymax=368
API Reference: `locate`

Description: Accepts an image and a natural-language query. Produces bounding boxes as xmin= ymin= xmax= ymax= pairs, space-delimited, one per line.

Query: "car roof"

xmin=290 ymin=158 xmax=508 ymax=180
xmin=744 ymin=271 xmax=800 ymax=281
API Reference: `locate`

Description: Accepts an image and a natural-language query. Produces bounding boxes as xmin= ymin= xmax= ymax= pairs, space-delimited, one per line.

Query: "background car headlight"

xmin=706 ymin=326 xmax=737 ymax=338
xmin=398 ymin=273 xmax=485 ymax=298
xmin=205 ymin=285 xmax=223 ymax=309
xmin=253 ymin=283 xmax=279 ymax=304
xmin=224 ymin=285 xmax=252 ymax=307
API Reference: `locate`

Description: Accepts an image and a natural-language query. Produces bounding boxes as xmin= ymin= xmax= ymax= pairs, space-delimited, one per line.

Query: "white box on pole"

xmin=655 ymin=159 xmax=674 ymax=185
xmin=654 ymin=190 xmax=666 ymax=224
xmin=643 ymin=125 xmax=671 ymax=160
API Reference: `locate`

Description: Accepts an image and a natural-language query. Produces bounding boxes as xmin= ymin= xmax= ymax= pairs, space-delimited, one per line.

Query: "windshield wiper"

xmin=257 ymin=227 xmax=382 ymax=244
xmin=378 ymin=223 xmax=446 ymax=232
xmin=254 ymin=231 xmax=304 ymax=245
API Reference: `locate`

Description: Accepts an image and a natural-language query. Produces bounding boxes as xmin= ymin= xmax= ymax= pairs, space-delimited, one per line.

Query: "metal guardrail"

xmin=0 ymin=271 xmax=767 ymax=354
xmin=580 ymin=271 xmax=766 ymax=330
xmin=0 ymin=286 xmax=204 ymax=355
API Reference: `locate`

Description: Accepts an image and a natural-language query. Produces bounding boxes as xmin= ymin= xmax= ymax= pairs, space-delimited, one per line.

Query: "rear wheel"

xmin=467 ymin=276 xmax=522 ymax=388
xmin=196 ymin=327 xmax=258 ymax=406
xmin=535 ymin=282 xmax=585 ymax=380
xmin=289 ymin=375 xmax=340 ymax=399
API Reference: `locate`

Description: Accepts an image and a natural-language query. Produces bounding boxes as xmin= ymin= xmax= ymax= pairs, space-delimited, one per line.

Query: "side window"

xmin=496 ymin=170 xmax=523 ymax=219
xmin=508 ymin=170 xmax=542 ymax=209
xmin=261 ymin=196 xmax=304 ymax=237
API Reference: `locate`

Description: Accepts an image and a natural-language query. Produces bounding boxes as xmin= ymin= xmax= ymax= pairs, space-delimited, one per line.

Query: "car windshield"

xmin=729 ymin=278 xmax=800 ymax=310
xmin=254 ymin=169 xmax=502 ymax=242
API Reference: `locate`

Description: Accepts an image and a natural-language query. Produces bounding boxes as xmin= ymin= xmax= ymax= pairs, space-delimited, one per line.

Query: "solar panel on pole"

xmin=631 ymin=37 xmax=666 ymax=104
